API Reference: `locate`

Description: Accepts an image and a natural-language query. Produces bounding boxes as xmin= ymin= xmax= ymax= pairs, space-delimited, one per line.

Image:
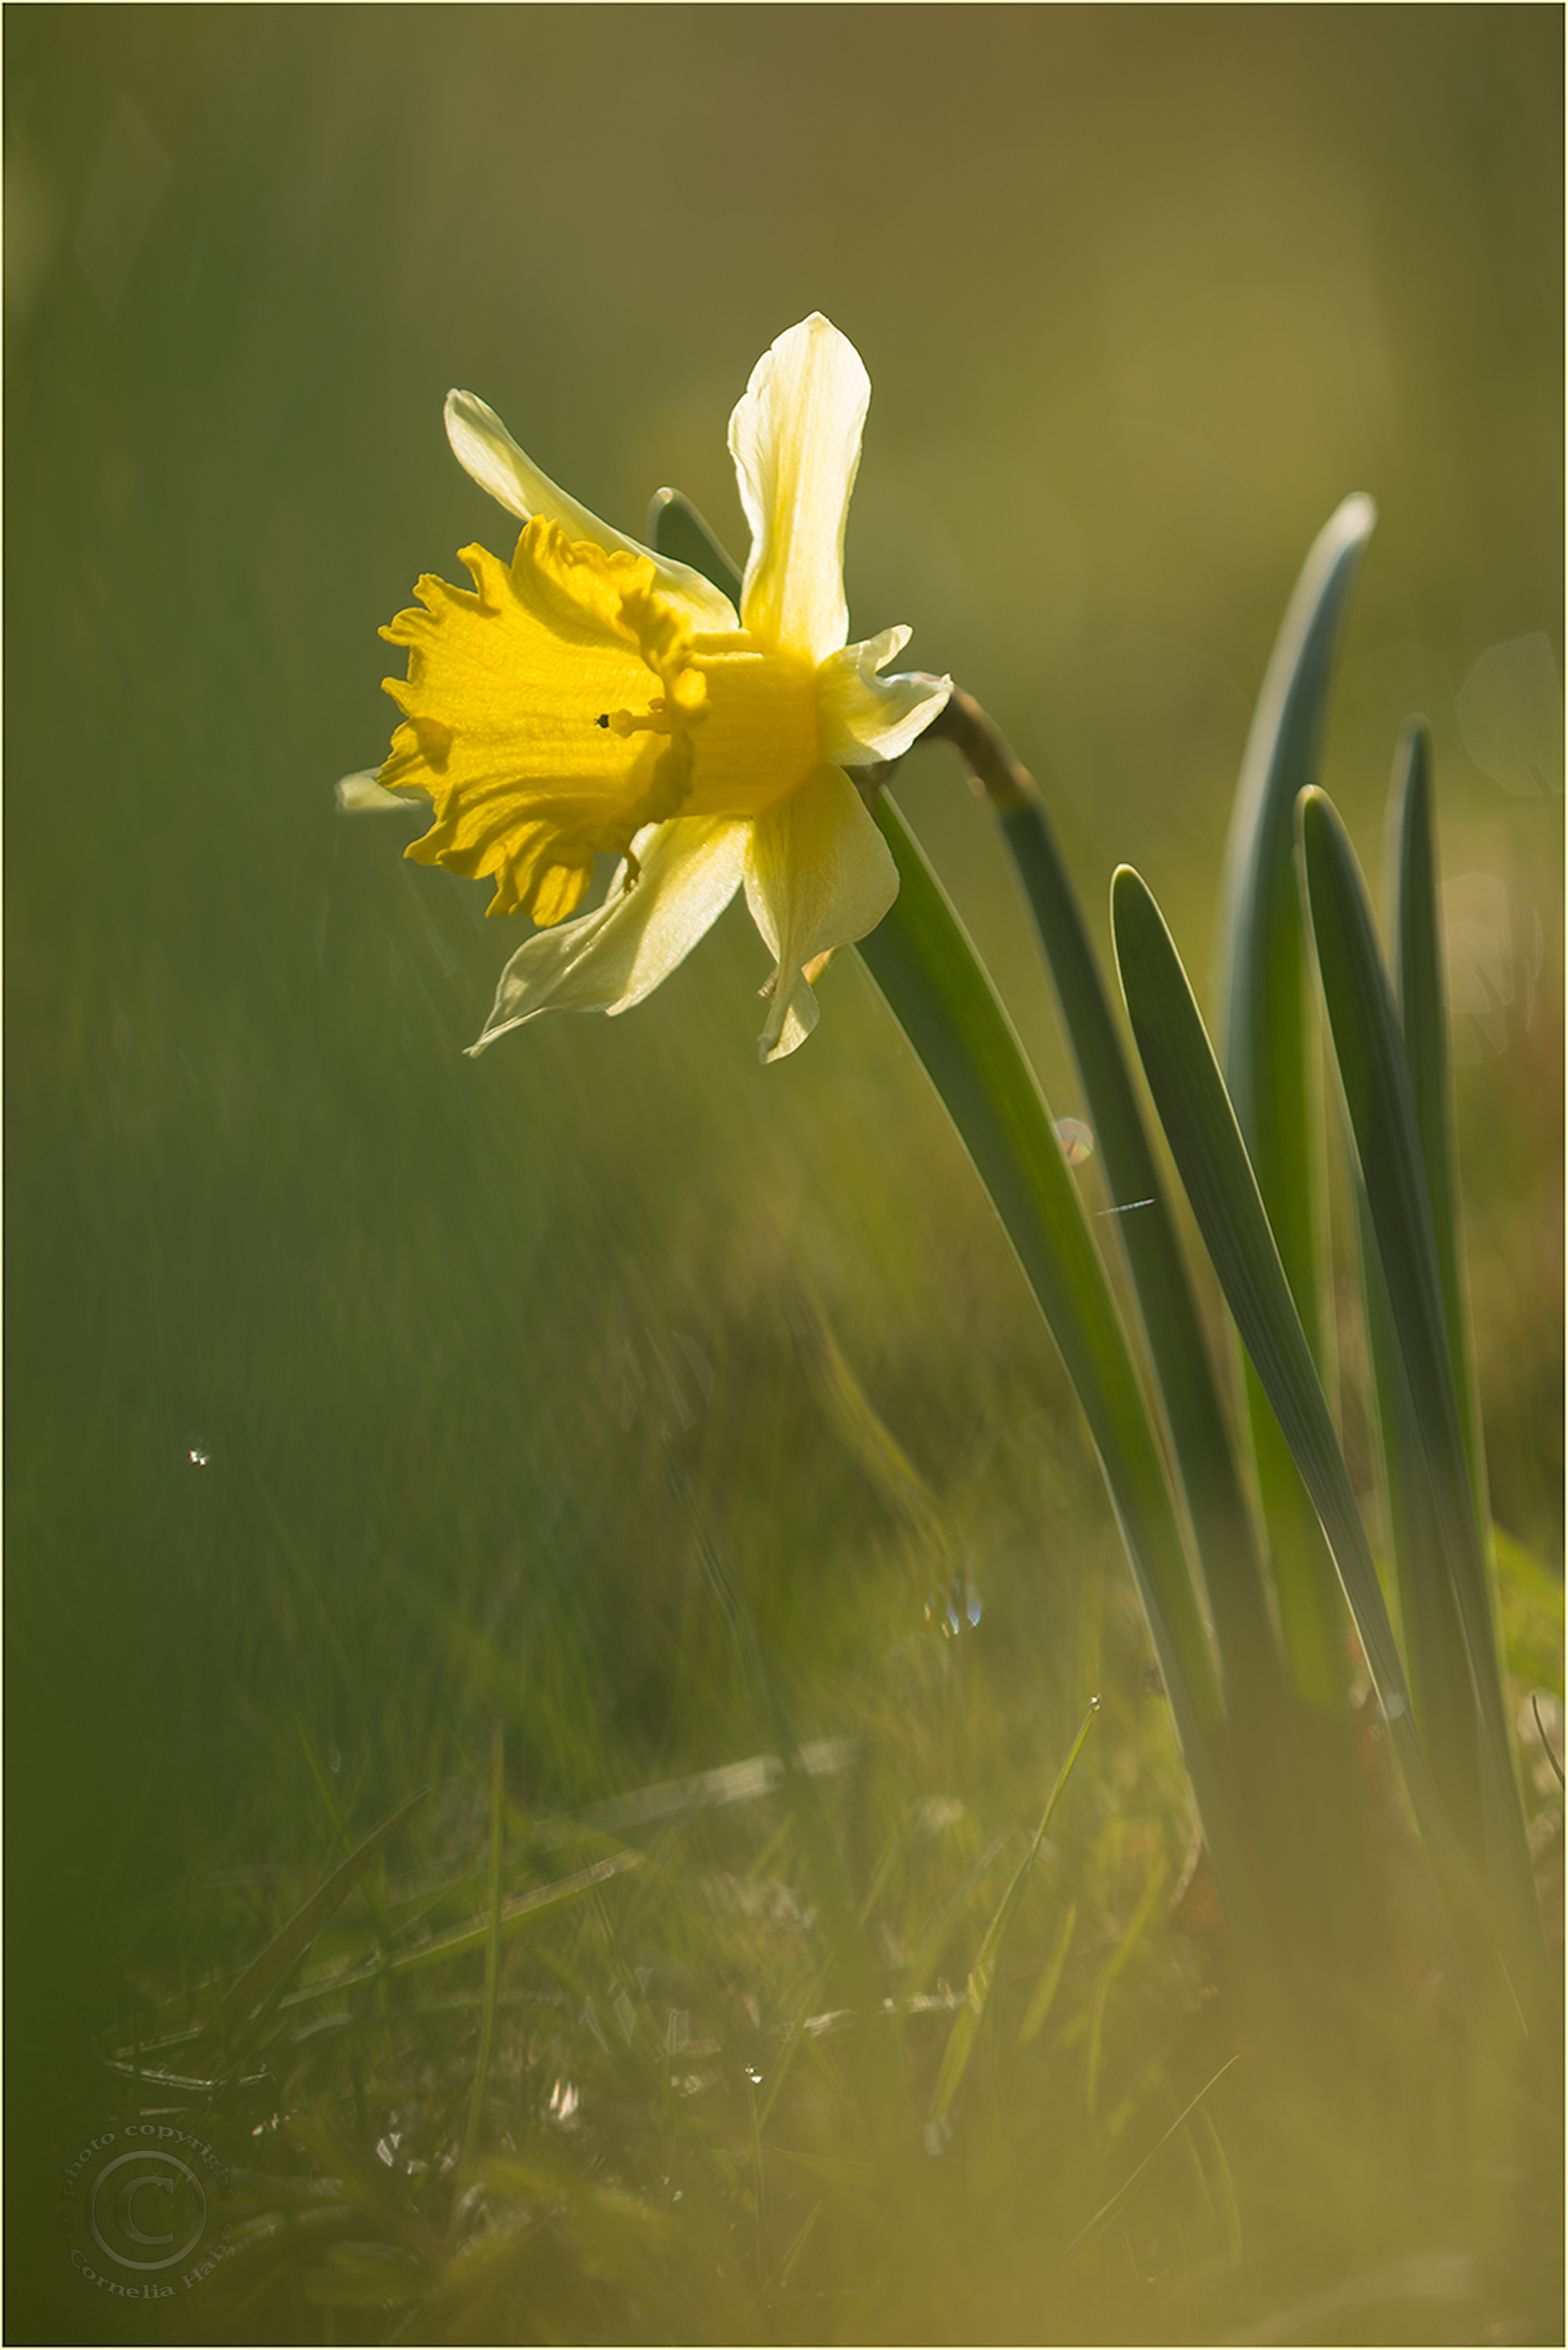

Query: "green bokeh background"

xmin=6 ymin=7 xmax=1561 ymax=2335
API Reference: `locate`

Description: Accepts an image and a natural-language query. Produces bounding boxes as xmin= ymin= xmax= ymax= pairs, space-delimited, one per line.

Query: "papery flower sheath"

xmin=377 ymin=315 xmax=950 ymax=1061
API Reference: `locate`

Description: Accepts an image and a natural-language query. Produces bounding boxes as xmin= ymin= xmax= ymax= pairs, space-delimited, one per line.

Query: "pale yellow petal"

xmin=817 ymin=630 xmax=952 ymax=766
xmin=728 ymin=316 xmax=867 ymax=662
xmin=743 ymin=765 xmax=898 ymax=1062
xmin=467 ymin=818 xmax=749 ymax=1054
xmin=336 ymin=769 xmax=429 ymax=815
xmin=445 ymin=389 xmax=738 ymax=632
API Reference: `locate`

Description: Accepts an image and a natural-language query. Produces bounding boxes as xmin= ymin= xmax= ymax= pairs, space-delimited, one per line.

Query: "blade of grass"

xmin=204 ymin=1783 xmax=429 ymax=2045
xmin=253 ymin=1467 xmax=373 ymax=1736
xmin=674 ymin=1464 xmax=913 ymax=2161
xmin=1298 ymin=788 xmax=1547 ymax=2027
xmin=290 ymin=1849 xmax=644 ymax=1996
xmin=767 ymin=2195 xmax=826 ymax=2294
xmin=1016 ymin=1897 xmax=1077 ymax=2052
xmin=296 ymin=1713 xmax=353 ymax=1853
xmin=755 ymin=1961 xmax=833 ymax=2132
xmin=929 ymin=1698 xmax=1099 ymax=2129
xmin=203 ymin=1944 xmax=316 ymax=2079
xmin=1066 ymin=2053 xmax=1241 ymax=2252
xmin=1084 ymin=1856 xmax=1168 ymax=2124
xmin=1216 ymin=495 xmax=1376 ymax=1703
xmin=458 ymin=1724 xmax=507 ymax=2186
xmin=903 ymin=1830 xmax=1013 ymax=2002
xmin=783 ymin=1271 xmax=956 ymax=1574
xmin=296 ymin=1712 xmax=398 ymax=1950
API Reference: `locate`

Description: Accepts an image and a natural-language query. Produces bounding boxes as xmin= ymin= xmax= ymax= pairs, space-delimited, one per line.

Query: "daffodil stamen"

xmin=604 ymin=702 xmax=673 ymax=740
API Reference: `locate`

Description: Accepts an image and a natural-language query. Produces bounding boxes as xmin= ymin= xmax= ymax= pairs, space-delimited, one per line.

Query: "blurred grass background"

xmin=5 ymin=7 xmax=1561 ymax=2341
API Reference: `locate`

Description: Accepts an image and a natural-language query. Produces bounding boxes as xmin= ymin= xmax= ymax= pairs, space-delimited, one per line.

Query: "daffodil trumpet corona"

xmin=374 ymin=316 xmax=951 ymax=1062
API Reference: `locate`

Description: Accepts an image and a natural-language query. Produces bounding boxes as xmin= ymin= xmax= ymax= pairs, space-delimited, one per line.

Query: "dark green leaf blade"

xmin=862 ymin=801 xmax=1220 ymax=1741
xmin=648 ymin=488 xmax=744 ymax=606
xmin=859 ymin=803 xmax=1290 ymax=2018
xmin=1298 ymin=788 xmax=1546 ymax=2024
xmin=1219 ymin=493 xmax=1375 ymax=1325
xmin=996 ymin=791 xmax=1283 ymax=1724
xmin=1356 ymin=1183 xmax=1482 ymax=1860
xmin=1388 ymin=723 xmax=1488 ymax=1523
xmin=1217 ymin=495 xmax=1376 ymax=1701
xmin=1110 ymin=863 xmax=1491 ymax=1970
xmin=1369 ymin=728 xmax=1486 ymax=1853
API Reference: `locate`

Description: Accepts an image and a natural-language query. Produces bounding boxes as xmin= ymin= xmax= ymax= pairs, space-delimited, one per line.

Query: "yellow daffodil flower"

xmin=377 ymin=315 xmax=950 ymax=1061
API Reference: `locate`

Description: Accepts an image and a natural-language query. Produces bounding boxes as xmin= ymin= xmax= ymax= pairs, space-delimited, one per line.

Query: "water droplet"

xmin=1090 ymin=1693 xmax=1102 ymax=1712
xmin=1054 ymin=1117 xmax=1094 ymax=1166
xmin=187 ymin=1447 xmax=210 ymax=1466
xmin=745 ymin=2064 xmax=764 ymax=2084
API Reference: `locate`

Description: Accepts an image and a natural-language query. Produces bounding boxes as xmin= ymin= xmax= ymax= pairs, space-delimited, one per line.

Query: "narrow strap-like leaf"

xmin=861 ymin=807 xmax=1222 ymax=1745
xmin=1372 ymin=729 xmax=1488 ymax=1855
xmin=1356 ymin=1183 xmax=1482 ymax=1862
xmin=857 ymin=810 xmax=1296 ymax=2025
xmin=650 ymin=487 xmax=744 ymax=604
xmin=1300 ymin=793 xmax=1507 ymax=1731
xmin=980 ymin=771 xmax=1282 ymax=1726
xmin=1388 ymin=724 xmax=1490 ymax=1530
xmin=1218 ymin=493 xmax=1375 ymax=1330
xmin=1215 ymin=496 xmax=1375 ymax=1700
xmin=1298 ymin=789 xmax=1545 ymax=2024
xmin=653 ymin=478 xmax=1278 ymax=2013
xmin=1111 ymin=863 xmax=1499 ymax=1991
